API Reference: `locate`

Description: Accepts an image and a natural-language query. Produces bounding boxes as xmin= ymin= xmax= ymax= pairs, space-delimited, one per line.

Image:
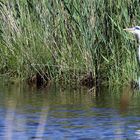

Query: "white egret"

xmin=124 ymin=26 xmax=140 ymax=88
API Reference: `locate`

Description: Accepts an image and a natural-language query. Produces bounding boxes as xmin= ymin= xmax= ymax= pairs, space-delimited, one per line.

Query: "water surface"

xmin=0 ymin=83 xmax=140 ymax=140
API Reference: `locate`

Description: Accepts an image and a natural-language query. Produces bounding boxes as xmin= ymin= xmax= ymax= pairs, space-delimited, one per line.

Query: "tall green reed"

xmin=0 ymin=0 xmax=139 ymax=85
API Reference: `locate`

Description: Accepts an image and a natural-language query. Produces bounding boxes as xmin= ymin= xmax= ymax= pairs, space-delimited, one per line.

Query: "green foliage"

xmin=0 ymin=0 xmax=139 ymax=84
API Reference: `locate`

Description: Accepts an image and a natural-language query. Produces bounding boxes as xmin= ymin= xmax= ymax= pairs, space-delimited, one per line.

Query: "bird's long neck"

xmin=134 ymin=44 xmax=140 ymax=66
xmin=137 ymin=45 xmax=140 ymax=89
xmin=138 ymin=45 xmax=140 ymax=63
xmin=135 ymin=44 xmax=140 ymax=74
xmin=135 ymin=34 xmax=140 ymax=66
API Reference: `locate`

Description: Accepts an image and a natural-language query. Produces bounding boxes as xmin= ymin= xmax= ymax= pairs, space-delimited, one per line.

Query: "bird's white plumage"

xmin=124 ymin=26 xmax=140 ymax=62
xmin=138 ymin=77 xmax=140 ymax=89
xmin=139 ymin=45 xmax=140 ymax=62
xmin=124 ymin=26 xmax=140 ymax=88
xmin=133 ymin=27 xmax=140 ymax=62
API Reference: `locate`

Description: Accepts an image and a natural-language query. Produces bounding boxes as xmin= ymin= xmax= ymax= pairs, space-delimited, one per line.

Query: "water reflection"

xmin=0 ymin=83 xmax=140 ymax=139
xmin=120 ymin=85 xmax=133 ymax=113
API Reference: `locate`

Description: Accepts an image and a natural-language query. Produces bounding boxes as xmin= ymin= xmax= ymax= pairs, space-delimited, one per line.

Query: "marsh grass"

xmin=0 ymin=0 xmax=140 ymax=85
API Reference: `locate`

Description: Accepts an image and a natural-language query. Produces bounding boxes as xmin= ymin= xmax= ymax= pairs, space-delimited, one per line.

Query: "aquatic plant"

xmin=0 ymin=0 xmax=139 ymax=85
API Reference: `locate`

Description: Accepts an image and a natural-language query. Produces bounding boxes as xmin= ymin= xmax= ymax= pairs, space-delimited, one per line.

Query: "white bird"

xmin=124 ymin=26 xmax=140 ymax=88
xmin=124 ymin=26 xmax=140 ymax=62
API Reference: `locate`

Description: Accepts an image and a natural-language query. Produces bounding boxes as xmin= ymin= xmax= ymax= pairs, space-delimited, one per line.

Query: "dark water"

xmin=0 ymin=83 xmax=140 ymax=140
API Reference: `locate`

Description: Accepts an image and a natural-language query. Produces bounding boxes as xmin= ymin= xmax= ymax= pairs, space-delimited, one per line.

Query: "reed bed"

xmin=0 ymin=0 xmax=139 ymax=85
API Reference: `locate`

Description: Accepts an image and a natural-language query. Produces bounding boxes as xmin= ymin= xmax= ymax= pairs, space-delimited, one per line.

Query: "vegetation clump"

xmin=0 ymin=0 xmax=139 ymax=86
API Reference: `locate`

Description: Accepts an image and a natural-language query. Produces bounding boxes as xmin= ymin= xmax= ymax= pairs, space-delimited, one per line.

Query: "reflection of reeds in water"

xmin=35 ymin=106 xmax=49 ymax=139
xmin=4 ymin=90 xmax=49 ymax=140
xmin=4 ymin=85 xmax=21 ymax=140
xmin=120 ymin=85 xmax=132 ymax=113
xmin=5 ymin=100 xmax=17 ymax=140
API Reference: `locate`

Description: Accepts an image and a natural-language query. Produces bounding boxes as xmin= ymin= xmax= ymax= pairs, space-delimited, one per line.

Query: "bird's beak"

xmin=123 ymin=28 xmax=135 ymax=33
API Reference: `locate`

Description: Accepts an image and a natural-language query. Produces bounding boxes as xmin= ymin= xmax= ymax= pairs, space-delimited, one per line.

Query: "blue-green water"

xmin=0 ymin=83 xmax=140 ymax=140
